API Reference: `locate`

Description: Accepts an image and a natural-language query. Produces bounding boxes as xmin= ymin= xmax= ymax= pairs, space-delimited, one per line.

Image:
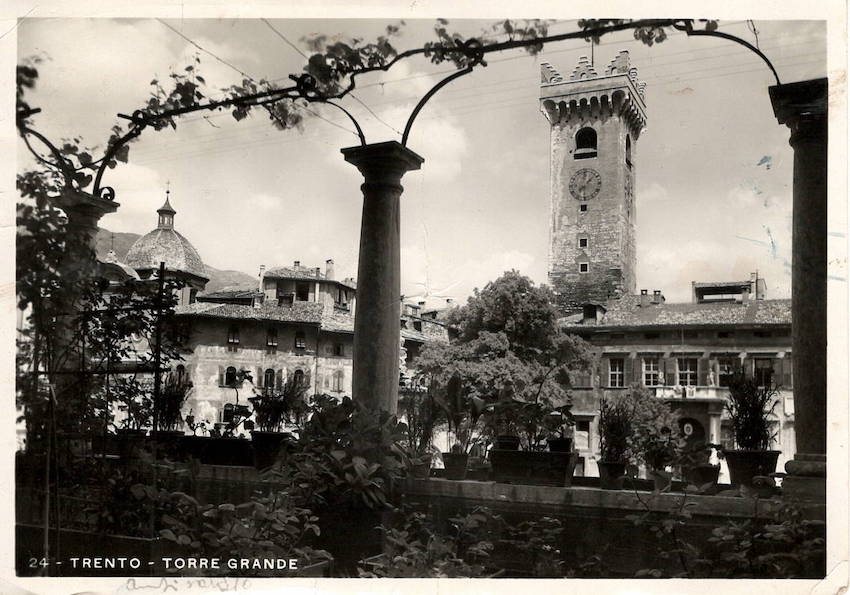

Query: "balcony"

xmin=652 ymin=386 xmax=729 ymax=400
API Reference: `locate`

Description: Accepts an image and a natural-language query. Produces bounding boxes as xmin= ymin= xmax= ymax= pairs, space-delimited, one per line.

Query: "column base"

xmin=782 ymin=453 xmax=825 ymax=503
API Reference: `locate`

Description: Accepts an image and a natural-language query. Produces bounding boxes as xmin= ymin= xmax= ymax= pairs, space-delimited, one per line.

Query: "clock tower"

xmin=540 ymin=52 xmax=647 ymax=314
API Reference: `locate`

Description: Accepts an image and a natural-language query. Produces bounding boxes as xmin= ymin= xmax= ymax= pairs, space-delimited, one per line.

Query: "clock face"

xmin=569 ymin=168 xmax=602 ymax=200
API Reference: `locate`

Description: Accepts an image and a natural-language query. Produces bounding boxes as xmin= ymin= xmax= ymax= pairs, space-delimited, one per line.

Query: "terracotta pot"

xmin=490 ymin=450 xmax=578 ymax=487
xmin=442 ymin=453 xmax=469 ymax=480
xmin=724 ymin=449 xmax=780 ymax=487
xmin=494 ymin=435 xmax=521 ymax=450
xmin=597 ymin=461 xmax=626 ymax=490
xmin=180 ymin=435 xmax=253 ymax=466
xmin=547 ymin=437 xmax=573 ymax=453
xmin=411 ymin=460 xmax=431 ymax=479
xmin=116 ymin=429 xmax=147 ymax=460
xmin=151 ymin=430 xmax=185 ymax=459
xmin=649 ymin=469 xmax=673 ymax=492
xmin=685 ymin=463 xmax=721 ymax=490
xmin=250 ymin=431 xmax=292 ymax=471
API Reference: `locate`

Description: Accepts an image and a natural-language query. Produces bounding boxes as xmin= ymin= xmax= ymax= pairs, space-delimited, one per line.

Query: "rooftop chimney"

xmin=742 ymin=287 xmax=751 ymax=304
xmin=651 ymin=290 xmax=664 ymax=304
xmin=293 ymin=260 xmax=300 ymax=267
xmin=315 ymin=267 xmax=321 ymax=277
xmin=258 ymin=265 xmax=265 ymax=292
xmin=325 ymin=259 xmax=335 ymax=280
xmin=639 ymin=289 xmax=649 ymax=307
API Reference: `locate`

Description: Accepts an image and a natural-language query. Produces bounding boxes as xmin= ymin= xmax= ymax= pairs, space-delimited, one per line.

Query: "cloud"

xmin=96 ymin=162 xmax=165 ymax=232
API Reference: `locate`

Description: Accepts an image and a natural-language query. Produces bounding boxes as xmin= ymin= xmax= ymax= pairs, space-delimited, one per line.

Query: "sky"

xmin=15 ymin=17 xmax=829 ymax=305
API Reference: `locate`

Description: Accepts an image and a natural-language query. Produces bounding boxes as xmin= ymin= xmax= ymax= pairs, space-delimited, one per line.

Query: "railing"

xmin=652 ymin=386 xmax=730 ymax=400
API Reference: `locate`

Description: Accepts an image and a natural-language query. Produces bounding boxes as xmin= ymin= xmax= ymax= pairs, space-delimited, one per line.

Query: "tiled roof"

xmin=401 ymin=328 xmax=427 ymax=343
xmin=265 ymin=265 xmax=357 ymax=290
xmin=321 ymin=311 xmax=355 ymax=334
xmin=561 ymin=295 xmax=791 ymax=329
xmin=693 ymin=280 xmax=751 ymax=288
xmin=198 ymin=286 xmax=261 ymax=300
xmin=126 ymin=228 xmax=208 ymax=280
xmin=176 ymin=301 xmax=323 ymax=324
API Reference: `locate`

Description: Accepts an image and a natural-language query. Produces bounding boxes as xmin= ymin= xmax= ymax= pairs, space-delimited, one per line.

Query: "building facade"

xmin=540 ymin=56 xmax=795 ymax=479
xmin=116 ymin=195 xmax=448 ymax=429
xmin=561 ymin=280 xmax=793 ymax=480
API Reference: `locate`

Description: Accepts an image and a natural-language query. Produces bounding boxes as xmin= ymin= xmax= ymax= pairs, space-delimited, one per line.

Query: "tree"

xmin=414 ymin=271 xmax=595 ymax=449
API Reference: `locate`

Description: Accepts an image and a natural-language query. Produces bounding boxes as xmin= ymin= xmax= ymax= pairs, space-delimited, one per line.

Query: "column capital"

xmin=53 ymin=188 xmax=120 ymax=222
xmin=341 ymin=141 xmax=424 ymax=184
xmin=769 ymin=78 xmax=828 ymax=127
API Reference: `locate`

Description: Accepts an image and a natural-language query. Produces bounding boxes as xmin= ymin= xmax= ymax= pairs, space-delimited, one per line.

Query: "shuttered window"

xmin=266 ymin=327 xmax=278 ymax=354
xmin=264 ymin=369 xmax=276 ymax=395
xmin=643 ymin=357 xmax=661 ymax=386
xmin=754 ymin=358 xmax=774 ymax=387
xmin=332 ymin=370 xmax=344 ymax=392
xmin=677 ymin=358 xmax=697 ymax=386
xmin=226 ymin=326 xmax=239 ymax=352
xmin=608 ymin=358 xmax=625 ymax=387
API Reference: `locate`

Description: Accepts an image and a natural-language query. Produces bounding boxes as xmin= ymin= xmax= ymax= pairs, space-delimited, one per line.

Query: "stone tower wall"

xmin=540 ymin=52 xmax=646 ymax=314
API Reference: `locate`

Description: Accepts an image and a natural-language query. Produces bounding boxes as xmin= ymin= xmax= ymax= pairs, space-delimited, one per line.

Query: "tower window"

xmin=578 ymin=237 xmax=588 ymax=249
xmin=579 ymin=263 xmax=589 ymax=273
xmin=575 ymin=127 xmax=597 ymax=159
xmin=625 ymin=134 xmax=632 ymax=168
xmin=579 ymin=203 xmax=588 ymax=212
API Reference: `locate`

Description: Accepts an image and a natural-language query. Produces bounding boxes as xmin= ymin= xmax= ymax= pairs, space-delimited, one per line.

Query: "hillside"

xmin=95 ymin=228 xmax=256 ymax=293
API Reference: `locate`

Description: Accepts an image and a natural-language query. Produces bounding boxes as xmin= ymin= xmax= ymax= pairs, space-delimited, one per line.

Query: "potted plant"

xmin=624 ymin=386 xmax=683 ymax=492
xmin=678 ymin=441 xmax=722 ymax=493
xmin=544 ymin=406 xmax=575 ymax=453
xmin=398 ymin=383 xmax=439 ymax=479
xmin=153 ymin=371 xmax=193 ymax=457
xmin=435 ymin=374 xmax=485 ymax=480
xmin=113 ymin=377 xmax=152 ymax=459
xmin=482 ymin=399 xmax=522 ymax=451
xmin=597 ymin=397 xmax=631 ymax=489
xmin=723 ymin=376 xmax=781 ymax=490
xmin=489 ymin=400 xmax=580 ymax=487
xmin=248 ymin=375 xmax=308 ymax=470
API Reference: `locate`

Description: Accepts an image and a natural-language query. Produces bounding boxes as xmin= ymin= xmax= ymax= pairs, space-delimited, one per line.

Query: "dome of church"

xmin=125 ymin=193 xmax=208 ymax=282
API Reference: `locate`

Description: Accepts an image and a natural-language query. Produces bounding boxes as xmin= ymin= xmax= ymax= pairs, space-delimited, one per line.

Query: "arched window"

xmin=176 ymin=364 xmax=186 ymax=383
xmin=293 ymin=369 xmax=305 ymax=388
xmin=625 ymin=134 xmax=632 ymax=167
xmin=264 ymin=368 xmax=276 ymax=394
xmin=225 ymin=366 xmax=237 ymax=386
xmin=575 ymin=127 xmax=597 ymax=159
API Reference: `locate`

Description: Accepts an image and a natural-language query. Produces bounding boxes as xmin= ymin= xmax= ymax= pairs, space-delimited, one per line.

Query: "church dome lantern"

xmin=125 ymin=189 xmax=209 ymax=302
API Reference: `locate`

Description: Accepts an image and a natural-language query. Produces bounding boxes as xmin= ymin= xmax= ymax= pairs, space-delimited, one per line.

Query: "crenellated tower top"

xmin=540 ymin=50 xmax=647 ymax=139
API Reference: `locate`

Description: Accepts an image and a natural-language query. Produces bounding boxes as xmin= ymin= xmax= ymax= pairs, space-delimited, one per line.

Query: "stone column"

xmin=342 ymin=141 xmax=424 ymax=414
xmin=53 ymin=189 xmax=119 ymax=264
xmin=769 ymin=78 xmax=827 ymax=501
